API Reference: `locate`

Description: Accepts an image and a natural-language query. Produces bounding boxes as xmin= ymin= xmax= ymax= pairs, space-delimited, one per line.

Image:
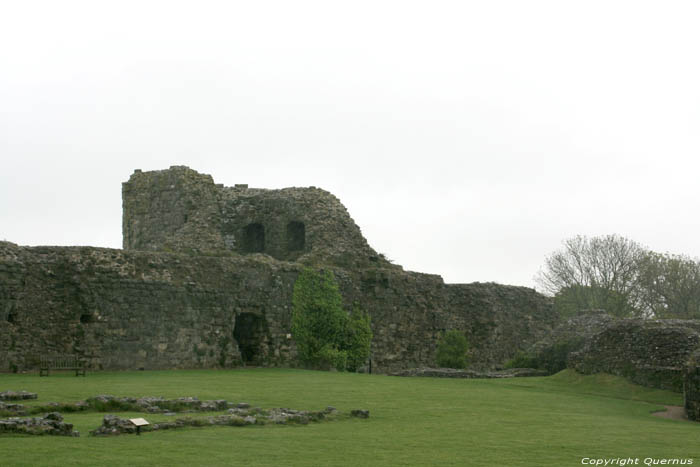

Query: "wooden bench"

xmin=39 ymin=355 xmax=86 ymax=377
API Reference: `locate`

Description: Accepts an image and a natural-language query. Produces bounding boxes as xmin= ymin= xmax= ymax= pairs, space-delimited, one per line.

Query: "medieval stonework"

xmin=685 ymin=350 xmax=700 ymax=421
xmin=1 ymin=166 xmax=558 ymax=373
xmin=122 ymin=166 xmax=383 ymax=268
xmin=568 ymin=319 xmax=700 ymax=392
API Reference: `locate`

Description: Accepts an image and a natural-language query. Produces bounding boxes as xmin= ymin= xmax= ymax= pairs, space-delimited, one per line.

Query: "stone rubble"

xmin=90 ymin=406 xmax=361 ymax=436
xmin=0 ymin=401 xmax=27 ymax=415
xmin=0 ymin=412 xmax=79 ymax=436
xmin=85 ymin=395 xmax=229 ymax=413
xmin=0 ymin=390 xmax=38 ymax=401
xmin=350 ymin=410 xmax=369 ymax=418
xmin=391 ymin=367 xmax=548 ymax=378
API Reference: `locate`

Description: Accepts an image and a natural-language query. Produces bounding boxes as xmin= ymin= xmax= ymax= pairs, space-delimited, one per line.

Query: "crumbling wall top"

xmin=122 ymin=166 xmax=387 ymax=268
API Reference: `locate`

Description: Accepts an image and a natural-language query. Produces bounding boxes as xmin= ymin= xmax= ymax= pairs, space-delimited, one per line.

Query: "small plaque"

xmin=129 ymin=418 xmax=150 ymax=427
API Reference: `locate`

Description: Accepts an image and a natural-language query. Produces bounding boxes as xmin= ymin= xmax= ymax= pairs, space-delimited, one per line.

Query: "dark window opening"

xmin=80 ymin=313 xmax=94 ymax=324
xmin=242 ymin=223 xmax=265 ymax=253
xmin=286 ymin=221 xmax=305 ymax=252
xmin=7 ymin=313 xmax=16 ymax=324
xmin=233 ymin=313 xmax=267 ymax=364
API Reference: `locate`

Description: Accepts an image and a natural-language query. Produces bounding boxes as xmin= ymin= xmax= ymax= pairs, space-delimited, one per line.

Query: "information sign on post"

xmin=129 ymin=418 xmax=150 ymax=435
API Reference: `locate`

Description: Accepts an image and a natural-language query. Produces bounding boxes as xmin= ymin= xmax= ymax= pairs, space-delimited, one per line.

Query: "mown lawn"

xmin=0 ymin=369 xmax=697 ymax=466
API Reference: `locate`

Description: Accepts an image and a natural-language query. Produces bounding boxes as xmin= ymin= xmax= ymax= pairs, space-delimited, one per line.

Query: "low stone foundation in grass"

xmin=0 ymin=392 xmax=372 ymax=437
xmin=0 ymin=412 xmax=79 ymax=436
xmin=0 ymin=390 xmax=38 ymax=401
xmin=85 ymin=395 xmax=230 ymax=413
xmin=90 ymin=405 xmax=369 ymax=436
xmin=0 ymin=401 xmax=28 ymax=416
xmin=22 ymin=395 xmax=233 ymax=415
xmin=390 ymin=367 xmax=548 ymax=378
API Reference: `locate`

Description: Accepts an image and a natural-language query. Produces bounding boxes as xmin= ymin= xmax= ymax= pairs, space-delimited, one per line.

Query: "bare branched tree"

xmin=536 ymin=234 xmax=648 ymax=318
xmin=636 ymin=252 xmax=700 ymax=319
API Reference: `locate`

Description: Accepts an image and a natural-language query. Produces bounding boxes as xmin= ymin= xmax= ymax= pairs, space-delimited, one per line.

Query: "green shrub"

xmin=317 ymin=345 xmax=348 ymax=372
xmin=504 ymin=337 xmax=584 ymax=374
xmin=291 ymin=268 xmax=347 ymax=368
xmin=291 ymin=268 xmax=372 ymax=371
xmin=344 ymin=306 xmax=372 ymax=372
xmin=538 ymin=340 xmax=582 ymax=374
xmin=435 ymin=330 xmax=469 ymax=369
xmin=504 ymin=351 xmax=539 ymax=370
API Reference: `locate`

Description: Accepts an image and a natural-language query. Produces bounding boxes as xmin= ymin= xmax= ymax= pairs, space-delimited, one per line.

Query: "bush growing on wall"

xmin=291 ymin=268 xmax=372 ymax=371
xmin=435 ymin=330 xmax=469 ymax=369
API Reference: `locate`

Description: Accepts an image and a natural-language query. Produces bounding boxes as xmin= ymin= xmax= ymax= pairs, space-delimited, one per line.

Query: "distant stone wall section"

xmin=442 ymin=283 xmax=556 ymax=367
xmin=685 ymin=350 xmax=700 ymax=421
xmin=568 ymin=319 xmax=700 ymax=391
xmin=529 ymin=311 xmax=614 ymax=356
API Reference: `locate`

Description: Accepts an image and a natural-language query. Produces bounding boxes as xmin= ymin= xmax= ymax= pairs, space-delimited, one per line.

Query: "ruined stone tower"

xmin=122 ymin=166 xmax=384 ymax=268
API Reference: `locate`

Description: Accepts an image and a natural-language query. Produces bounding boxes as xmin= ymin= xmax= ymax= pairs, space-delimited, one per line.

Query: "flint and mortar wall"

xmin=0 ymin=242 xmax=556 ymax=374
xmin=0 ymin=243 xmax=298 ymax=371
xmin=568 ymin=319 xmax=700 ymax=391
xmin=122 ymin=166 xmax=382 ymax=268
xmin=685 ymin=350 xmax=700 ymax=421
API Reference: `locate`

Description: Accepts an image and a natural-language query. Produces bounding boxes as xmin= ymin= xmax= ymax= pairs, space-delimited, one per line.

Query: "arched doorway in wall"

xmin=233 ymin=312 xmax=269 ymax=365
xmin=242 ymin=223 xmax=265 ymax=253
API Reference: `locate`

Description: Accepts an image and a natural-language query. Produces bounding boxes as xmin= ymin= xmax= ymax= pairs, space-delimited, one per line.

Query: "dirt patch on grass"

xmin=651 ymin=405 xmax=688 ymax=421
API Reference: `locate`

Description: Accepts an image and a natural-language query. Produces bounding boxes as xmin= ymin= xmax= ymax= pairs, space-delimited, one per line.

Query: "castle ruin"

xmin=1 ymin=166 xmax=557 ymax=373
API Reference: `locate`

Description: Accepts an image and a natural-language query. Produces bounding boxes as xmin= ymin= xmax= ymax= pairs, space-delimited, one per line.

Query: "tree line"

xmin=536 ymin=234 xmax=700 ymax=319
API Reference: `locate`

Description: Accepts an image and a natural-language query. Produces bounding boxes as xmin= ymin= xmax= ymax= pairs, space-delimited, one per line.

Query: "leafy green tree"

xmin=435 ymin=330 xmax=469 ymax=369
xmin=291 ymin=268 xmax=372 ymax=371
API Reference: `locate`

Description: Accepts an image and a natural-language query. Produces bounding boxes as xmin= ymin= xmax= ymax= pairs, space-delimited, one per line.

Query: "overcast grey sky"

xmin=1 ymin=1 xmax=699 ymax=289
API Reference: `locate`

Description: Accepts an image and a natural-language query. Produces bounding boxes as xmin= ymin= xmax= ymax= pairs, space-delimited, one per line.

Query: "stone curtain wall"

xmin=444 ymin=283 xmax=556 ymax=367
xmin=685 ymin=350 xmax=700 ymax=421
xmin=568 ymin=319 xmax=700 ymax=391
xmin=564 ymin=318 xmax=700 ymax=421
xmin=0 ymin=241 xmax=556 ymax=374
xmin=0 ymin=243 xmax=298 ymax=372
xmin=328 ymin=270 xmax=556 ymax=372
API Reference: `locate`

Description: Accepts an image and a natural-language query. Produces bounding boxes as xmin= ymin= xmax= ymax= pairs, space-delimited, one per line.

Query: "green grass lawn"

xmin=0 ymin=369 xmax=697 ymax=466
